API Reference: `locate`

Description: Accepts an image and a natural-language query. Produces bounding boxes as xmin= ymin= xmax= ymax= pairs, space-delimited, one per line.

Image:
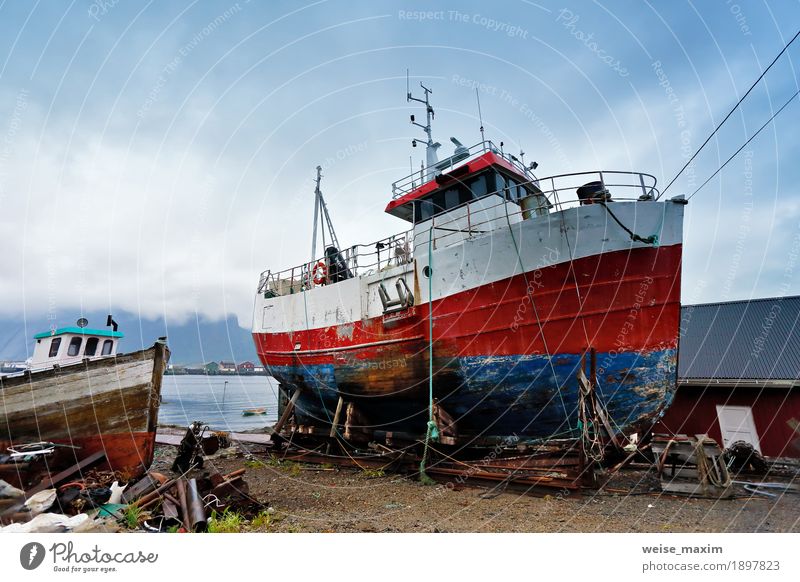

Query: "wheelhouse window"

xmin=101 ymin=339 xmax=114 ymax=355
xmin=413 ymin=171 xmax=495 ymax=224
xmin=67 ymin=337 xmax=82 ymax=356
xmin=84 ymin=337 xmax=99 ymax=356
xmin=48 ymin=337 xmax=62 ymax=358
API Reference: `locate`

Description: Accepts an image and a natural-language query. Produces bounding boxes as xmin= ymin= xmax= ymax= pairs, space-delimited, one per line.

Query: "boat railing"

xmin=391 ymin=139 xmax=536 ymax=199
xmin=414 ymin=169 xmax=660 ymax=250
xmin=257 ymin=169 xmax=659 ymax=296
xmin=257 ymin=230 xmax=414 ymax=296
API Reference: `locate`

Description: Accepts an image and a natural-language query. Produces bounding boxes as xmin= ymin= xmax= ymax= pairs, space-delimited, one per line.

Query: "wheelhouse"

xmin=30 ymin=322 xmax=124 ymax=369
xmin=385 ymin=146 xmax=548 ymax=224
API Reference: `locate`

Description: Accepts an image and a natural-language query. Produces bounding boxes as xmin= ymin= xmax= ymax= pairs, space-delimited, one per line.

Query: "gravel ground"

xmin=151 ymin=444 xmax=800 ymax=533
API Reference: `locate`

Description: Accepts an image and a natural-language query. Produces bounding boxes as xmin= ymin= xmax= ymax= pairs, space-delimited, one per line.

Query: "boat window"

xmin=85 ymin=337 xmax=99 ymax=356
xmin=101 ymin=339 xmax=114 ymax=355
xmin=468 ymin=173 xmax=488 ymax=198
xmin=418 ymin=196 xmax=446 ymax=221
xmin=413 ymin=171 xmax=499 ymax=224
xmin=48 ymin=337 xmax=62 ymax=358
xmin=67 ymin=337 xmax=82 ymax=357
xmin=444 ymin=187 xmax=460 ymax=210
xmin=494 ymin=173 xmax=507 ymax=197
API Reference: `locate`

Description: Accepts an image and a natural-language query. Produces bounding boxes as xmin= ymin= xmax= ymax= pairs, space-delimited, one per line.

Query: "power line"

xmin=688 ymin=88 xmax=800 ymax=200
xmin=661 ymin=28 xmax=800 ymax=198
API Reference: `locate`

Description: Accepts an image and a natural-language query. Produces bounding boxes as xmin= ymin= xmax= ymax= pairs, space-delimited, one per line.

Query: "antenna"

xmin=407 ymin=71 xmax=439 ymax=178
xmin=475 ymin=88 xmax=485 ymax=143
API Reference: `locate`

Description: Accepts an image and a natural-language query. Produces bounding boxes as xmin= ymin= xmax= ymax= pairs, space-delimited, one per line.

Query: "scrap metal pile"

xmin=0 ymin=422 xmax=264 ymax=532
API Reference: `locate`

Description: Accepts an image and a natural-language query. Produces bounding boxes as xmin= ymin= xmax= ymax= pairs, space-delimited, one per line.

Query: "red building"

xmin=237 ymin=361 xmax=255 ymax=374
xmin=658 ymin=296 xmax=800 ymax=458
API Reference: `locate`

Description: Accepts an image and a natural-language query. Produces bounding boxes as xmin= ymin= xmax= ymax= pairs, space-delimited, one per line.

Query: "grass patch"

xmin=122 ymin=505 xmax=143 ymax=530
xmin=249 ymin=509 xmax=282 ymax=530
xmin=288 ymin=463 xmax=302 ymax=477
xmin=362 ymin=468 xmax=385 ymax=479
xmin=244 ymin=459 xmax=267 ymax=469
xmin=265 ymin=455 xmax=283 ymax=468
xmin=208 ymin=509 xmax=246 ymax=533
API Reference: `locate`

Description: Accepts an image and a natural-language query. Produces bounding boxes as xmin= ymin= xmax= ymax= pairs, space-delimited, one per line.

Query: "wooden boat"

xmin=0 ymin=319 xmax=169 ymax=483
xmin=242 ymin=407 xmax=267 ymax=416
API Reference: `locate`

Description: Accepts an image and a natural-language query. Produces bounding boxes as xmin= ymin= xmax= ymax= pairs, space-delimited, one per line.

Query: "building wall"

xmin=658 ymin=385 xmax=800 ymax=458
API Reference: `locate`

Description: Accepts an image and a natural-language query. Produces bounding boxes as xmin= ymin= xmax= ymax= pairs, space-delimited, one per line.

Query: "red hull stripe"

xmin=254 ymin=244 xmax=682 ymax=366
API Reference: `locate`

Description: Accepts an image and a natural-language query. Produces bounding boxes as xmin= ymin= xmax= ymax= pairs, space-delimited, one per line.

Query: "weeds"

xmin=362 ymin=468 xmax=385 ymax=479
xmin=265 ymin=455 xmax=283 ymax=468
xmin=122 ymin=505 xmax=143 ymax=529
xmin=208 ymin=508 xmax=245 ymax=533
xmin=250 ymin=509 xmax=282 ymax=530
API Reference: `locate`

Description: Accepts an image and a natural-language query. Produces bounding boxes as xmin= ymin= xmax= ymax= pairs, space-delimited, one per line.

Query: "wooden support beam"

xmin=329 ymin=396 xmax=344 ymax=438
xmin=272 ymin=387 xmax=303 ymax=435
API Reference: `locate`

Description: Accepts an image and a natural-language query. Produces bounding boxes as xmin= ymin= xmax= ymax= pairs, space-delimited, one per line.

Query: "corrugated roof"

xmin=679 ymin=295 xmax=800 ymax=381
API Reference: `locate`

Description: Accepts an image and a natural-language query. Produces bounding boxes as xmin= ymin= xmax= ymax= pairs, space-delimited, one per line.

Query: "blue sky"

xmin=0 ymin=0 xmax=798 ymax=327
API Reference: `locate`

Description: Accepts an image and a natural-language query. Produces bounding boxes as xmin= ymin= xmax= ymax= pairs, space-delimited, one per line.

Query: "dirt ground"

xmin=150 ymin=444 xmax=800 ymax=533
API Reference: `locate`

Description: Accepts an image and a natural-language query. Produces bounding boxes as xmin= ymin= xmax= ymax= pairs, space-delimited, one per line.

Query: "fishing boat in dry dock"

xmin=0 ymin=316 xmax=169 ymax=482
xmin=253 ymin=84 xmax=686 ymax=447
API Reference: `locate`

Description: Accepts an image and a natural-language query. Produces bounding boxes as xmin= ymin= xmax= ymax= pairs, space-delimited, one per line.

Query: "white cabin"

xmin=30 ymin=322 xmax=123 ymax=369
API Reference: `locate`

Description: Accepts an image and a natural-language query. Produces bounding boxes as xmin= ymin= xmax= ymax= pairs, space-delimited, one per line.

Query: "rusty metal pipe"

xmin=175 ymin=479 xmax=191 ymax=530
xmin=132 ymin=476 xmax=179 ymax=508
xmin=186 ymin=478 xmax=207 ymax=532
xmin=221 ymin=468 xmax=246 ymax=481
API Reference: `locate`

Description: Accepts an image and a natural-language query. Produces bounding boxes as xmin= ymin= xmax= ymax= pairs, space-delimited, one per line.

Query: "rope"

xmin=599 ymin=202 xmax=658 ymax=245
xmin=660 ymin=28 xmax=800 ymax=198
xmin=419 ymin=228 xmax=439 ymax=485
xmin=693 ymin=438 xmax=731 ymax=488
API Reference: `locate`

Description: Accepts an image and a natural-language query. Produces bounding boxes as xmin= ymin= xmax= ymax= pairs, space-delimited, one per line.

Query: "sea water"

xmin=159 ymin=375 xmax=279 ymax=432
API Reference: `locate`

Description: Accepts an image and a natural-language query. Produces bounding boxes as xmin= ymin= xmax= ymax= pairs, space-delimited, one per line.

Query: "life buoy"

xmin=312 ymin=261 xmax=328 ymax=285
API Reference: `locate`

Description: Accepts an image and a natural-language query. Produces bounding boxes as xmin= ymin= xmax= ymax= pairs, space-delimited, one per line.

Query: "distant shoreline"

xmin=165 ymin=370 xmax=270 ymax=377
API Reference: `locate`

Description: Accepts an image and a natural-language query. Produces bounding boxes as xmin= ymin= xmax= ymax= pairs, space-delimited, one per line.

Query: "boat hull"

xmin=254 ymin=200 xmax=684 ymax=443
xmin=0 ymin=342 xmax=169 ymax=478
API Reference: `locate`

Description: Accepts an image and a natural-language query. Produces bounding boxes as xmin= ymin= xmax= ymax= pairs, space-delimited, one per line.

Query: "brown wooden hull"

xmin=0 ymin=342 xmax=169 ymax=479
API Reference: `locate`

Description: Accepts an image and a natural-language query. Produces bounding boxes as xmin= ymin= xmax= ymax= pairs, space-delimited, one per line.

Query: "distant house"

xmin=659 ymin=296 xmax=800 ymax=458
xmin=253 ymin=365 xmax=265 ymax=375
xmin=238 ymin=361 xmax=255 ymax=374
xmin=204 ymin=362 xmax=220 ymax=375
xmin=218 ymin=361 xmax=237 ymax=374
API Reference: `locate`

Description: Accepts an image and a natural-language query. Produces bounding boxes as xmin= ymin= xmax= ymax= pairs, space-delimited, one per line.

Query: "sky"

xmin=0 ymin=0 xmax=798 ymax=330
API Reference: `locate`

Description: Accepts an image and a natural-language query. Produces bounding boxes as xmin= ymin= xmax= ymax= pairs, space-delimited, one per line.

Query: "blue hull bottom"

xmin=269 ymin=349 xmax=677 ymax=442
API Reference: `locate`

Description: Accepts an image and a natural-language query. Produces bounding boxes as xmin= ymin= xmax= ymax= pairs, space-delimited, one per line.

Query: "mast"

xmin=310 ymin=167 xmax=321 ymax=264
xmin=310 ymin=165 xmax=341 ymax=264
xmin=407 ymin=70 xmax=440 ymax=179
